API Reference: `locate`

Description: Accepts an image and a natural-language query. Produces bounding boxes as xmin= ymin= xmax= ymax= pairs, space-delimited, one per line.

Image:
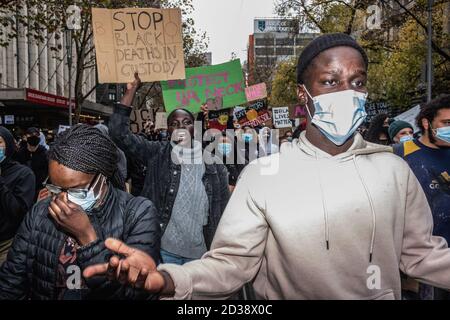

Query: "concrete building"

xmin=0 ymin=6 xmax=105 ymax=132
xmin=247 ymin=17 xmax=318 ymax=84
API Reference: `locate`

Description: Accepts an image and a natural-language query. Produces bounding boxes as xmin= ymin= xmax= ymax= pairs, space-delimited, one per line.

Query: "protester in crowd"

xmin=0 ymin=126 xmax=35 ymax=265
xmin=284 ymin=130 xmax=293 ymax=142
xmin=84 ymin=33 xmax=450 ymax=300
xmin=388 ymin=120 xmax=414 ymax=144
xmin=393 ymin=94 xmax=450 ymax=300
xmin=258 ymin=126 xmax=279 ymax=157
xmin=0 ymin=124 xmax=160 ymax=300
xmin=216 ymin=132 xmax=239 ymax=192
xmin=108 ymin=75 xmax=230 ymax=265
xmin=94 ymin=124 xmax=127 ymax=186
xmin=14 ymin=127 xmax=48 ymax=200
xmin=39 ymin=131 xmax=50 ymax=151
xmin=234 ymin=125 xmax=259 ymax=181
xmin=365 ymin=114 xmax=391 ymax=145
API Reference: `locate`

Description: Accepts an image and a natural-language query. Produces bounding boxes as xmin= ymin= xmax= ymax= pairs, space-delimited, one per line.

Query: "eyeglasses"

xmin=43 ymin=173 xmax=104 ymax=200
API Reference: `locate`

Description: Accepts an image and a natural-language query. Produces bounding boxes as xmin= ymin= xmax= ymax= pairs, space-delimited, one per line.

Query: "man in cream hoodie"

xmin=83 ymin=33 xmax=450 ymax=300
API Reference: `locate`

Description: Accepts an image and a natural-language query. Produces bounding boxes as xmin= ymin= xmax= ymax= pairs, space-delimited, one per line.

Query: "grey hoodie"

xmin=159 ymin=132 xmax=450 ymax=299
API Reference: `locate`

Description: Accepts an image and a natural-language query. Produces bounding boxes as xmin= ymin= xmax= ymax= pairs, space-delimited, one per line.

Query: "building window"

xmin=276 ymin=38 xmax=294 ymax=46
xmin=276 ymin=47 xmax=294 ymax=56
xmin=256 ymin=57 xmax=277 ymax=66
xmin=255 ymin=38 xmax=275 ymax=46
xmin=255 ymin=47 xmax=275 ymax=56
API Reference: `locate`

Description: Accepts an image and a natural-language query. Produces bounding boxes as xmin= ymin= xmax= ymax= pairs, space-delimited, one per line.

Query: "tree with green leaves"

xmin=274 ymin=0 xmax=450 ymax=113
xmin=0 ymin=0 xmax=209 ymax=123
xmin=270 ymin=56 xmax=298 ymax=107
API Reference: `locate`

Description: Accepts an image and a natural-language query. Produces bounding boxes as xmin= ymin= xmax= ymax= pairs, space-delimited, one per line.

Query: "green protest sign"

xmin=161 ymin=59 xmax=247 ymax=114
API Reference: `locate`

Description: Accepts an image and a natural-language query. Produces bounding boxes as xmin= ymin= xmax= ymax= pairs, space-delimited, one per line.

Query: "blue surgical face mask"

xmin=304 ymin=87 xmax=368 ymax=146
xmin=399 ymin=135 xmax=413 ymax=143
xmin=242 ymin=133 xmax=253 ymax=143
xmin=68 ymin=189 xmax=99 ymax=211
xmin=218 ymin=143 xmax=232 ymax=156
xmin=0 ymin=147 xmax=5 ymax=163
xmin=435 ymin=126 xmax=450 ymax=144
xmin=67 ymin=175 xmax=105 ymax=211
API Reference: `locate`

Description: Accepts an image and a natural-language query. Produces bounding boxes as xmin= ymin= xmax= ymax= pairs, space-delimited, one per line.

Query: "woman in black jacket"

xmin=0 ymin=126 xmax=36 ymax=265
xmin=0 ymin=124 xmax=160 ymax=300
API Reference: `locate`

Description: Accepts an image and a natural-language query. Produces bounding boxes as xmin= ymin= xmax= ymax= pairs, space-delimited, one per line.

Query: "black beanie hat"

xmin=297 ymin=33 xmax=369 ymax=84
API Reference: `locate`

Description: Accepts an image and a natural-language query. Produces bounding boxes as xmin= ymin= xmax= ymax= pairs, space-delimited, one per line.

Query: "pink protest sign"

xmin=245 ymin=83 xmax=267 ymax=102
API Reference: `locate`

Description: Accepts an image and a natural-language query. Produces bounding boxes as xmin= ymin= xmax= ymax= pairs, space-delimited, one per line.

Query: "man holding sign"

xmin=108 ymin=73 xmax=230 ymax=266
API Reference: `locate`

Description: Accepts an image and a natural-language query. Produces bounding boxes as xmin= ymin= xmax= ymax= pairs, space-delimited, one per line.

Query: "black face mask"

xmin=27 ymin=136 xmax=40 ymax=147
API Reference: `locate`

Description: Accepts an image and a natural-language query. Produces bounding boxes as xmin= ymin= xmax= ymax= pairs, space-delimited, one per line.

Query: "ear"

xmin=421 ymin=118 xmax=430 ymax=131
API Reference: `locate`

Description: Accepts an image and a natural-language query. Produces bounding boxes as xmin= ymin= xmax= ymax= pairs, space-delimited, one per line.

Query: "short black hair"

xmin=167 ymin=108 xmax=194 ymax=124
xmin=26 ymin=127 xmax=40 ymax=136
xmin=416 ymin=94 xmax=450 ymax=134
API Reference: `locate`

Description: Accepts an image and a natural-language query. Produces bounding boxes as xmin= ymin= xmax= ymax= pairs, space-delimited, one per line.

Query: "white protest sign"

xmin=394 ymin=105 xmax=421 ymax=133
xmin=155 ymin=112 xmax=168 ymax=129
xmin=58 ymin=125 xmax=71 ymax=134
xmin=273 ymin=107 xmax=292 ymax=128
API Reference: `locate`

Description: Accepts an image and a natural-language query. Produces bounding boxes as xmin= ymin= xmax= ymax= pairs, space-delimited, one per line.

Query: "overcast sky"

xmin=190 ymin=0 xmax=278 ymax=65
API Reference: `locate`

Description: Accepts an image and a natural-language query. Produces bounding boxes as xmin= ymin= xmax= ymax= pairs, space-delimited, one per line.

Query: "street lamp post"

xmin=427 ymin=0 xmax=434 ymax=102
xmin=65 ymin=28 xmax=73 ymax=126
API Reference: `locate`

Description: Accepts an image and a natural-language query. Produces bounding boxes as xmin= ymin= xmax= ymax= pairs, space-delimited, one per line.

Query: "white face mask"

xmin=304 ymin=87 xmax=368 ymax=145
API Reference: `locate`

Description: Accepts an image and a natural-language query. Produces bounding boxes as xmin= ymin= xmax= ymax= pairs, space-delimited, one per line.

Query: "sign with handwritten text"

xmin=161 ymin=59 xmax=247 ymax=114
xmin=92 ymin=7 xmax=185 ymax=83
xmin=245 ymin=83 xmax=267 ymax=102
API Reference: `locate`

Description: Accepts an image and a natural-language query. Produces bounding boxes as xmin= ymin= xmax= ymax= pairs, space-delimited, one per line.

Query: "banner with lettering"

xmin=161 ymin=59 xmax=247 ymax=114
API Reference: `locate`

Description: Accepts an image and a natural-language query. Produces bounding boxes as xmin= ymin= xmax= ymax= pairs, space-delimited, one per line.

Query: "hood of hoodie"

xmin=0 ymin=126 xmax=16 ymax=160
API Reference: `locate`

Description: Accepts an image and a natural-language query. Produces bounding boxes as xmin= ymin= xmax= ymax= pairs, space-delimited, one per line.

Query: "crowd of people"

xmin=0 ymin=33 xmax=449 ymax=300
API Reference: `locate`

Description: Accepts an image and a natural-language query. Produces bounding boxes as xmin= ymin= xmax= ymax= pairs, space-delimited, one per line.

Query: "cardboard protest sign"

xmin=245 ymin=83 xmax=267 ymax=102
xmin=234 ymin=100 xmax=271 ymax=127
xmin=130 ymin=107 xmax=152 ymax=134
xmin=155 ymin=112 xmax=168 ymax=129
xmin=92 ymin=7 xmax=185 ymax=83
xmin=273 ymin=107 xmax=292 ymax=128
xmin=161 ymin=59 xmax=247 ymax=114
xmin=208 ymin=110 xmax=230 ymax=131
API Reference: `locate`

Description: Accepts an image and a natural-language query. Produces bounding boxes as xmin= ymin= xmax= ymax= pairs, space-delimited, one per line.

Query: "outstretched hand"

xmin=83 ymin=238 xmax=166 ymax=293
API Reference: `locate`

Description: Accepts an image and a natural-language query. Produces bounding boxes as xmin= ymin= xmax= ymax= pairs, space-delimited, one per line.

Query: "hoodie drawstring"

xmin=315 ymin=153 xmax=330 ymax=250
xmin=352 ymin=154 xmax=376 ymax=263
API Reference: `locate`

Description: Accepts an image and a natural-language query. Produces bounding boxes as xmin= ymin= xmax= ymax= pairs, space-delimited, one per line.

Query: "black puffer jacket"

xmin=109 ymin=104 xmax=230 ymax=249
xmin=0 ymin=186 xmax=161 ymax=300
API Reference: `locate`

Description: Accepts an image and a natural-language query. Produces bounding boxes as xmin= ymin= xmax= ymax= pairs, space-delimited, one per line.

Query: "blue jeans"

xmin=160 ymin=249 xmax=196 ymax=265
